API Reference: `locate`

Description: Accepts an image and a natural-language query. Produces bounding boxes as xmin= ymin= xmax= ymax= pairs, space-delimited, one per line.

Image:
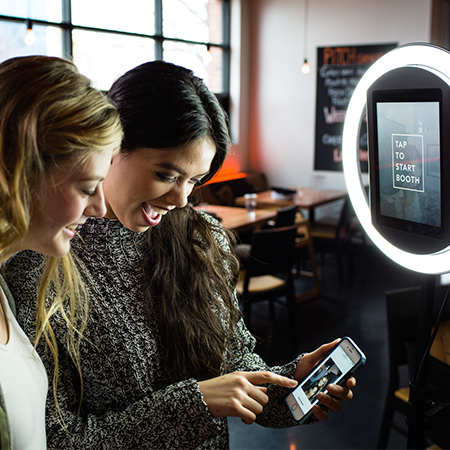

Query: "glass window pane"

xmin=0 ymin=0 xmax=62 ymax=22
xmin=163 ymin=0 xmax=223 ymax=44
xmin=163 ymin=40 xmax=223 ymax=93
xmin=73 ymin=30 xmax=155 ymax=91
xmin=206 ymin=45 xmax=223 ymax=93
xmin=207 ymin=0 xmax=223 ymax=44
xmin=0 ymin=21 xmax=63 ymax=63
xmin=72 ymin=0 xmax=154 ymax=35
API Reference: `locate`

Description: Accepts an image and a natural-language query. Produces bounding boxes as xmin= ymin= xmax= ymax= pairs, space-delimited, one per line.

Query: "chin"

xmin=45 ymin=241 xmax=71 ymax=258
xmin=121 ymin=215 xmax=151 ymax=233
xmin=128 ymin=223 xmax=150 ymax=233
xmin=48 ymin=248 xmax=71 ymax=258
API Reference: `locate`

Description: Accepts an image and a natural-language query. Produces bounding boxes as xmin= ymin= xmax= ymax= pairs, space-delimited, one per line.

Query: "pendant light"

xmin=24 ymin=19 xmax=36 ymax=46
xmin=301 ymin=0 xmax=310 ymax=74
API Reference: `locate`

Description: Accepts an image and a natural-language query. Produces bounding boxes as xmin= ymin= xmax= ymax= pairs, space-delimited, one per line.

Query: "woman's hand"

xmin=294 ymin=340 xmax=356 ymax=422
xmin=198 ymin=371 xmax=298 ymax=424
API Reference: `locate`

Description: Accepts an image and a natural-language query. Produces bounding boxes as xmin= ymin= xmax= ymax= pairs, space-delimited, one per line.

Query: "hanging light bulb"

xmin=302 ymin=59 xmax=310 ymax=74
xmin=205 ymin=44 xmax=213 ymax=65
xmin=24 ymin=19 xmax=36 ymax=46
xmin=302 ymin=0 xmax=309 ymax=75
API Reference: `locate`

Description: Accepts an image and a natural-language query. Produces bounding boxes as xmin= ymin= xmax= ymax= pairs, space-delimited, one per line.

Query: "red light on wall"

xmin=205 ymin=172 xmax=247 ymax=185
xmin=207 ymin=158 xmax=243 ymax=184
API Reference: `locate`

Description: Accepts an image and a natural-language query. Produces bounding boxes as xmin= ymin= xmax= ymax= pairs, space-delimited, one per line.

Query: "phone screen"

xmin=286 ymin=338 xmax=365 ymax=422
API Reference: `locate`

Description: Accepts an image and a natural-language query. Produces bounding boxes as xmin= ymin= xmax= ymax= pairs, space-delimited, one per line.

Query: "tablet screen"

xmin=372 ymin=89 xmax=444 ymax=242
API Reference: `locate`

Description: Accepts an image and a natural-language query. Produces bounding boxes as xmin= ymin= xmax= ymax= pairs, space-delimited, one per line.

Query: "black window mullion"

xmin=155 ymin=0 xmax=163 ymax=60
xmin=62 ymin=0 xmax=73 ymax=59
xmin=221 ymin=0 xmax=230 ymax=95
xmin=0 ymin=0 xmax=230 ymax=97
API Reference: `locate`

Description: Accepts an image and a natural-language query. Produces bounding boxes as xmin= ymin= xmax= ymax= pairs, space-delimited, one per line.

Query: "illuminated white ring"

xmin=342 ymin=43 xmax=450 ymax=274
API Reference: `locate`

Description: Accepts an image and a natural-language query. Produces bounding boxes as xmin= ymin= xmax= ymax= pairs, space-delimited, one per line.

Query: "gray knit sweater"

xmin=3 ymin=214 xmax=301 ymax=449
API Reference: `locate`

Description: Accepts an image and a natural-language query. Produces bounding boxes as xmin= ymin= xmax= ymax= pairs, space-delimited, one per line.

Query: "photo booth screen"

xmin=375 ymin=93 xmax=442 ymax=236
xmin=370 ymin=87 xmax=446 ymax=250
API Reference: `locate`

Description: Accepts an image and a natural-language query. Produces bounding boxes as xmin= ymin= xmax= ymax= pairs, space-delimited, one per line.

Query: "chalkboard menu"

xmin=314 ymin=43 xmax=397 ymax=172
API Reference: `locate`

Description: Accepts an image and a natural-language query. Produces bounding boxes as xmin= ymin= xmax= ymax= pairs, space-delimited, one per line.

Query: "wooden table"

xmin=195 ymin=204 xmax=277 ymax=234
xmin=235 ymin=188 xmax=347 ymax=221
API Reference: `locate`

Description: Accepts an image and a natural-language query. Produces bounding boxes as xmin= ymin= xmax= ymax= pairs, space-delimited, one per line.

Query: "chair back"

xmin=245 ymin=225 xmax=297 ymax=281
xmin=386 ymin=284 xmax=450 ymax=382
xmin=274 ymin=204 xmax=298 ymax=228
xmin=335 ymin=195 xmax=358 ymax=238
xmin=404 ymin=342 xmax=450 ymax=448
xmin=426 ymin=355 xmax=450 ymax=448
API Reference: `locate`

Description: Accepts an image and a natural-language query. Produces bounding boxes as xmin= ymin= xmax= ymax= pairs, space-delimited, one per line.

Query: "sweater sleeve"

xmin=3 ymin=251 xmax=224 ymax=450
xmin=228 ymin=314 xmax=304 ymax=429
xmin=45 ymin=345 xmax=222 ymax=449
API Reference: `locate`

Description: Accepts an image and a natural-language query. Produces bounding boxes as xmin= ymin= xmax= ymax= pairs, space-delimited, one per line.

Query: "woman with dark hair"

xmin=4 ymin=61 xmax=355 ymax=449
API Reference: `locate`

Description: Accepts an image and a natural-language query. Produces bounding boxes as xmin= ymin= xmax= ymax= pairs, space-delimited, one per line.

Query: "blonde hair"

xmin=0 ymin=56 xmax=123 ymax=423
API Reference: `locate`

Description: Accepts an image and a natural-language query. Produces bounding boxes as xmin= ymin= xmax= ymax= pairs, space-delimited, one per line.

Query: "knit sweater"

xmin=0 ymin=275 xmax=12 ymax=450
xmin=3 ymin=214 xmax=302 ymax=449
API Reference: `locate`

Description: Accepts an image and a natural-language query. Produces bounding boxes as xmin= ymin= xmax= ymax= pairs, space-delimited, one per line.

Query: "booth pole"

xmin=406 ymin=274 xmax=435 ymax=449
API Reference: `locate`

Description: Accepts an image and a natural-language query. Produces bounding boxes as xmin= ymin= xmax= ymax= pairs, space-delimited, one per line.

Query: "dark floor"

xmin=228 ymin=243 xmax=427 ymax=450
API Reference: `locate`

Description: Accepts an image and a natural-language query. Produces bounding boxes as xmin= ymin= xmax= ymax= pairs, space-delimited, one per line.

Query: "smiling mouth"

xmin=142 ymin=203 xmax=168 ymax=217
xmin=141 ymin=203 xmax=169 ymax=227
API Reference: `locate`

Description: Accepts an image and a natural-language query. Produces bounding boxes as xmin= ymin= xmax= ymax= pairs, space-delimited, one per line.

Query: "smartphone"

xmin=285 ymin=337 xmax=366 ymax=424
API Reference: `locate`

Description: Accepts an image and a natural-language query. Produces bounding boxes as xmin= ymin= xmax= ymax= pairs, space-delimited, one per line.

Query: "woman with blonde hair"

xmin=0 ymin=55 xmax=122 ymax=449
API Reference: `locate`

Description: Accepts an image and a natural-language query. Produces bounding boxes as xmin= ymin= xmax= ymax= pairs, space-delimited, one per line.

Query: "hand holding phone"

xmin=286 ymin=337 xmax=365 ymax=424
xmin=198 ymin=371 xmax=298 ymax=425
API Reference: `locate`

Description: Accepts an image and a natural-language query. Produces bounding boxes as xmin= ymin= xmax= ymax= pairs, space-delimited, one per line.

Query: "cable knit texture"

xmin=3 ymin=213 xmax=302 ymax=449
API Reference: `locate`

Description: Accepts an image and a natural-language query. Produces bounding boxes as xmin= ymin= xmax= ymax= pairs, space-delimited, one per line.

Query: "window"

xmin=0 ymin=0 xmax=230 ymax=100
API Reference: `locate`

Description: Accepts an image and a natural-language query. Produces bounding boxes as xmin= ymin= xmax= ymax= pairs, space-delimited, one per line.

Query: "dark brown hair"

xmin=108 ymin=60 xmax=242 ymax=381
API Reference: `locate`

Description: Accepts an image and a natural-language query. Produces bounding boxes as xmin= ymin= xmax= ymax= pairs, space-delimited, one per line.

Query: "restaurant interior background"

xmin=232 ymin=0 xmax=438 ymax=212
xmin=0 ymin=0 xmax=442 ymax=200
xmin=2 ymin=0 xmax=450 ymax=449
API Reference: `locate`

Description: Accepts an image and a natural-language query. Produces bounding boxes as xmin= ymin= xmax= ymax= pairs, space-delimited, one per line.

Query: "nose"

xmin=84 ymin=183 xmax=107 ymax=218
xmin=165 ymin=182 xmax=194 ymax=208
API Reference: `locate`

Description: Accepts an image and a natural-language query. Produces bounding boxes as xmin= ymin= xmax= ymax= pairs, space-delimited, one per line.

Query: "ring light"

xmin=342 ymin=43 xmax=450 ymax=274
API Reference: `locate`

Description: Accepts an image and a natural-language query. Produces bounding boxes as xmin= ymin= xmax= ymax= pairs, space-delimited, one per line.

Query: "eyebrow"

xmin=156 ymin=162 xmax=210 ymax=179
xmin=78 ymin=176 xmax=106 ymax=182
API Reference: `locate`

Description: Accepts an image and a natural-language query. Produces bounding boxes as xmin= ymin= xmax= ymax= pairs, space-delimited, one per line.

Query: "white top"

xmin=0 ymin=287 xmax=47 ymax=450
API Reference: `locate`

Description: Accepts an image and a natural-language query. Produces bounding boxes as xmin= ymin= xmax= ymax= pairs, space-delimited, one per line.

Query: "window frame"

xmin=0 ymin=0 xmax=230 ymax=101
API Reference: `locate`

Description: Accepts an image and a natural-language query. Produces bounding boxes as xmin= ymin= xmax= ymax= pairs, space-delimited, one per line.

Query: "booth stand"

xmin=407 ymin=275 xmax=435 ymax=449
xmin=342 ymin=43 xmax=450 ymax=449
xmin=406 ymin=275 xmax=450 ymax=449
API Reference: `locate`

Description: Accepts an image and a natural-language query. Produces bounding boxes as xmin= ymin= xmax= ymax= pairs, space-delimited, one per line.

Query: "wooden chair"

xmin=295 ymin=213 xmax=321 ymax=302
xmin=309 ymin=194 xmax=363 ymax=285
xmin=421 ymin=354 xmax=450 ymax=449
xmin=265 ymin=204 xmax=298 ymax=228
xmin=236 ymin=225 xmax=298 ymax=341
xmin=377 ymin=284 xmax=450 ymax=449
xmin=235 ymin=204 xmax=298 ymax=266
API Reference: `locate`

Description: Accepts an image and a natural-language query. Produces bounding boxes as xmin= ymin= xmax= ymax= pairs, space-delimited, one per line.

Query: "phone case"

xmin=286 ymin=337 xmax=366 ymax=425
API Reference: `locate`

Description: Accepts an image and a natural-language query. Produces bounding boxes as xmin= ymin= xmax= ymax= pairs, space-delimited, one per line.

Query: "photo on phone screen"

xmin=285 ymin=337 xmax=366 ymax=424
